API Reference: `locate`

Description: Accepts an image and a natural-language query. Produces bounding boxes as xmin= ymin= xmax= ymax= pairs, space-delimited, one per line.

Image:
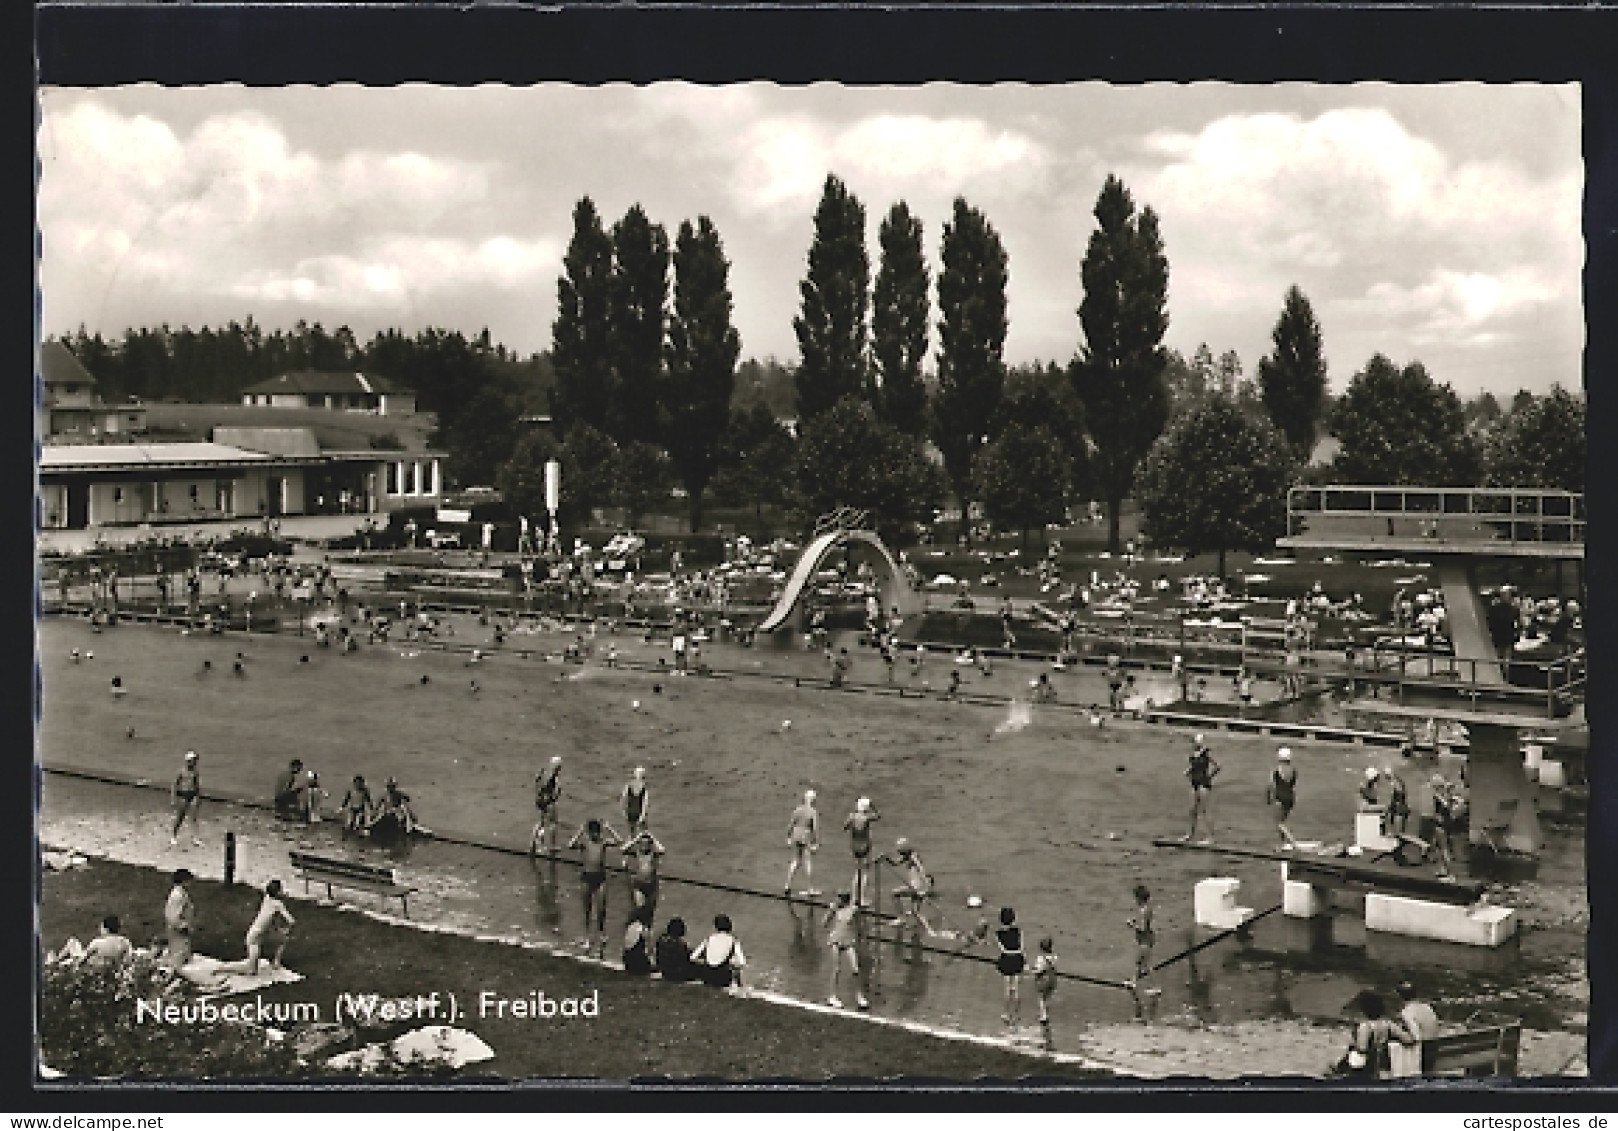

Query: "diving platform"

xmin=1277 ymin=485 xmax=1584 ymax=560
xmin=1276 ymin=485 xmax=1583 ymax=690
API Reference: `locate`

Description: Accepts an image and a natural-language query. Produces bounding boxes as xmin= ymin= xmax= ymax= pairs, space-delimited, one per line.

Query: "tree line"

xmin=58 ymin=171 xmax=1584 ymax=569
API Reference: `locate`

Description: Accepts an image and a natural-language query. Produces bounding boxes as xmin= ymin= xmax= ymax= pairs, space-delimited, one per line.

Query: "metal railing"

xmin=1286 ymin=485 xmax=1585 ymax=547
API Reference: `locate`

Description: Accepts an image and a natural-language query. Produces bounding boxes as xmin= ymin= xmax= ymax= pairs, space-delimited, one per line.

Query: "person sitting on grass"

xmin=621 ymin=906 xmax=654 ymax=976
xmin=77 ymin=915 xmax=133 ymax=974
xmin=273 ymin=759 xmax=306 ymax=820
xmin=654 ymin=917 xmax=694 ymax=983
xmin=691 ymin=914 xmax=746 ymax=990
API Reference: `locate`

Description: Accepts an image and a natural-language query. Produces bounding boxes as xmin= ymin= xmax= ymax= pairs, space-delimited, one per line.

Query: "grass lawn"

xmin=40 ymin=856 xmax=1102 ymax=1082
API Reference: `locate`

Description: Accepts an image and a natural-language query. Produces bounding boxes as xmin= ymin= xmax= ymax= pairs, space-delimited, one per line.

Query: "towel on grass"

xmin=325 ymin=1025 xmax=494 ymax=1072
xmin=186 ymin=955 xmax=305 ymax=999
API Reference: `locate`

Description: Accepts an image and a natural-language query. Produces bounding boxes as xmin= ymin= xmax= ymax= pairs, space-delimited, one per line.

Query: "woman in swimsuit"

xmin=170 ymin=750 xmax=202 ymax=847
xmin=1267 ymin=747 xmax=1298 ymax=847
xmin=1184 ymin=734 xmax=1220 ymax=842
xmin=994 ymin=906 xmax=1026 ymax=1025
xmin=844 ymin=798 xmax=881 ymax=908
xmin=530 ymin=756 xmax=563 ymax=857
xmin=621 ymin=767 xmax=650 ymax=837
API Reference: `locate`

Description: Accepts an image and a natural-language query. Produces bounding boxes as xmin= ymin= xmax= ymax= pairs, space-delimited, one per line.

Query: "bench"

xmin=1387 ymin=1022 xmax=1522 ymax=1077
xmin=288 ymin=851 xmax=417 ymax=916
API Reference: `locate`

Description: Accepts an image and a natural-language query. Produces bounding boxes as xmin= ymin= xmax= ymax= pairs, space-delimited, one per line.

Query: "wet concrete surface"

xmin=38 ymin=609 xmax=1588 ymax=1077
xmin=42 ymin=769 xmax=1587 ymax=1078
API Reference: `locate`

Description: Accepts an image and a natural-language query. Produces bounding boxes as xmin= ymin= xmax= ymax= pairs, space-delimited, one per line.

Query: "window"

xmin=386 ymin=463 xmax=399 ymax=495
xmin=404 ymin=462 xmax=417 ymax=494
xmin=113 ymin=487 xmax=123 ymax=504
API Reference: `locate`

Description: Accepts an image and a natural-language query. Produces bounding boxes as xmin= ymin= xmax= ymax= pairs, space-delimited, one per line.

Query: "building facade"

xmin=240 ymin=371 xmax=416 ymax=416
xmin=39 ymin=439 xmax=444 ymax=530
xmin=39 ymin=340 xmax=147 ymax=443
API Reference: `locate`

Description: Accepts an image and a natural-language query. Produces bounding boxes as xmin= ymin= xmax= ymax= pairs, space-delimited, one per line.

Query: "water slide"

xmin=1435 ymin=559 xmax=1507 ymax=686
xmin=755 ymin=529 xmax=914 ymax=634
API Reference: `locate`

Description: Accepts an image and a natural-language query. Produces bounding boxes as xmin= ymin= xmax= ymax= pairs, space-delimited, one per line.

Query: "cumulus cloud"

xmin=39 ymin=98 xmax=531 ymax=322
xmin=724 ymin=112 xmax=1049 ymax=220
xmin=1338 ymin=267 xmax=1566 ymax=348
xmin=228 ymin=235 xmax=560 ymax=309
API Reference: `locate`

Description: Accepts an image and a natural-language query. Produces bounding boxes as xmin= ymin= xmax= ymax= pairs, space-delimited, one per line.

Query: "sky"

xmin=36 ymin=82 xmax=1584 ymax=400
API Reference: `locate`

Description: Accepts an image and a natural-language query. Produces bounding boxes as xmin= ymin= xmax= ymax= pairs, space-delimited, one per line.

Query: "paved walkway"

xmin=41 ymin=771 xmax=1587 ymax=1078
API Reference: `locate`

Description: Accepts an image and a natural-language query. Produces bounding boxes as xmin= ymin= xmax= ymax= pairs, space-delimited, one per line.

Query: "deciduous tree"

xmin=608 ymin=204 xmax=670 ymax=447
xmin=871 ymin=202 xmax=930 ymax=436
xmin=1137 ymin=394 xmax=1294 ymax=578
xmin=664 ymin=216 xmax=742 ymax=533
xmin=1329 ymin=355 xmax=1481 ymax=486
xmin=1069 ymin=175 xmax=1171 ymax=553
xmin=931 ymin=197 xmax=1009 ymax=515
xmin=793 ymin=175 xmax=870 ymax=422
xmin=793 ymin=396 xmax=943 ymax=546
xmin=1485 ymin=385 xmax=1585 ymax=493
xmin=1257 ymin=286 xmax=1330 ymax=460
xmin=972 ymin=422 xmax=1071 ymax=554
xmin=551 ymin=197 xmax=617 ymax=433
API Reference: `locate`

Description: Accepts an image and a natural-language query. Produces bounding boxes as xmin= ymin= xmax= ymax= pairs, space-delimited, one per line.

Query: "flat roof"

xmin=40 ymin=442 xmax=275 ymax=472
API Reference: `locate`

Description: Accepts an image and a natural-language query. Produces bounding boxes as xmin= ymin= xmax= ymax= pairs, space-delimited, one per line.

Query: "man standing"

xmin=784 ymin=789 xmax=821 ymax=897
xmin=170 ymin=750 xmax=203 ymax=848
xmin=164 ymin=869 xmax=196 ymax=969
xmin=567 ymin=818 xmax=623 ymax=956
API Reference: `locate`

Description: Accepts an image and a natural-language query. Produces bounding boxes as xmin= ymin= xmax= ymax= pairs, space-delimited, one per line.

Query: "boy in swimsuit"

xmin=621 ymin=767 xmax=650 ymax=837
xmin=823 ymin=890 xmax=867 ymax=1009
xmin=1266 ymin=747 xmax=1298 ymax=847
xmin=1183 ymin=734 xmax=1220 ymax=843
xmin=170 ymin=750 xmax=203 ymax=847
xmin=530 ymin=756 xmax=563 ymax=857
xmin=1032 ymin=937 xmax=1059 ymax=1029
xmin=341 ymin=775 xmax=374 ymax=836
xmin=844 ymin=797 xmax=881 ymax=907
xmin=567 ymin=818 xmax=624 ymax=956
xmin=622 ymin=829 xmax=665 ymax=923
xmin=879 ymin=837 xmax=936 ymax=936
xmin=1124 ymin=884 xmax=1161 ymax=995
xmin=784 ymin=789 xmax=821 ymax=897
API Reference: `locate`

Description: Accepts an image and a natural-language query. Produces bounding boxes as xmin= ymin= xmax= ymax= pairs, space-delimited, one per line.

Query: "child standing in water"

xmin=1031 ymin=936 xmax=1059 ymax=1029
xmin=1124 ymin=884 xmax=1161 ymax=996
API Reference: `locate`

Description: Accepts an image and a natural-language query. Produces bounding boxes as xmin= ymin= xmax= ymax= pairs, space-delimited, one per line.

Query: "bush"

xmin=39 ymin=956 xmax=309 ymax=1079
